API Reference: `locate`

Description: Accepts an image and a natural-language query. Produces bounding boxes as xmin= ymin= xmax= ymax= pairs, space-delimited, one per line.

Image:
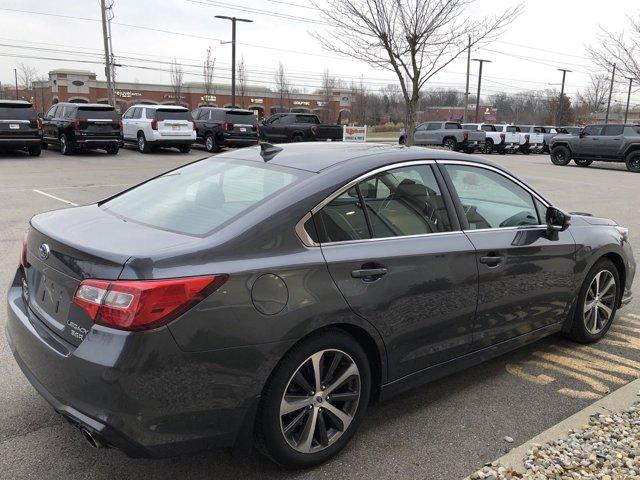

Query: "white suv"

xmin=121 ymin=104 xmax=196 ymax=153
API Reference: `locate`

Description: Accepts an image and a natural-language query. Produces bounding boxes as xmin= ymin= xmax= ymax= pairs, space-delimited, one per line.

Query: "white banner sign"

xmin=343 ymin=125 xmax=367 ymax=142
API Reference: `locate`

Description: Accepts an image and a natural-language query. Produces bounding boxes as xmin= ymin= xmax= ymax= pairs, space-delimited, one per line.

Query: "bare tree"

xmin=237 ymin=56 xmax=248 ymax=108
xmin=274 ymin=62 xmax=289 ymax=113
xmin=320 ymin=69 xmax=336 ymax=122
xmin=578 ymin=74 xmax=609 ymax=113
xmin=588 ymin=15 xmax=640 ymax=83
xmin=17 ymin=63 xmax=38 ymax=102
xmin=313 ymin=0 xmax=522 ymax=145
xmin=170 ymin=59 xmax=184 ymax=106
xmin=203 ymin=47 xmax=216 ymax=105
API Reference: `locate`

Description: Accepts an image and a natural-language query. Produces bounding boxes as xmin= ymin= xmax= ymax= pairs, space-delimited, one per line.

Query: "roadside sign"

xmin=343 ymin=125 xmax=367 ymax=142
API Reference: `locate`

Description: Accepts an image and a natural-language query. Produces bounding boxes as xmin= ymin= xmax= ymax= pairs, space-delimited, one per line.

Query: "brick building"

xmin=22 ymin=69 xmax=352 ymax=122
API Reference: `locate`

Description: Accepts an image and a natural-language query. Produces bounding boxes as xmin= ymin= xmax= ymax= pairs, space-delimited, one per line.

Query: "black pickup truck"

xmin=259 ymin=113 xmax=342 ymax=143
xmin=549 ymin=123 xmax=640 ymax=172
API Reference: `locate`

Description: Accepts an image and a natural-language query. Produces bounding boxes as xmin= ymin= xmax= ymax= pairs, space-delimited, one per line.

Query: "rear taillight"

xmin=500 ymin=133 xmax=505 ymax=141
xmin=463 ymin=131 xmax=468 ymax=141
xmin=151 ymin=119 xmax=158 ymax=130
xmin=118 ymin=119 xmax=123 ymax=132
xmin=310 ymin=126 xmax=318 ymax=137
xmin=72 ymin=119 xmax=80 ymax=131
xmin=37 ymin=117 xmax=43 ymax=133
xmin=20 ymin=232 xmax=29 ymax=268
xmin=221 ymin=121 xmax=229 ymax=131
xmin=191 ymin=121 xmax=196 ymax=131
xmin=73 ymin=275 xmax=228 ymax=331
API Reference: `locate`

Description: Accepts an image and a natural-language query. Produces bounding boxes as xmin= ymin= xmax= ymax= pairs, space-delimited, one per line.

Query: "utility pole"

xmin=463 ymin=35 xmax=471 ymax=123
xmin=556 ymin=69 xmax=571 ymax=125
xmin=624 ymin=77 xmax=633 ymax=123
xmin=100 ymin=0 xmax=115 ymax=106
xmin=472 ymin=58 xmax=491 ymax=123
xmin=216 ymin=15 xmax=253 ymax=108
xmin=14 ymin=68 xmax=18 ymax=99
xmin=605 ymin=62 xmax=616 ymax=124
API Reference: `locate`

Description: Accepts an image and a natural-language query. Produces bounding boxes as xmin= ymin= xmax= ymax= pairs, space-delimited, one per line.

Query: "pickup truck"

xmin=539 ymin=126 xmax=559 ymax=153
xmin=515 ymin=125 xmax=545 ymax=154
xmin=462 ymin=123 xmax=518 ymax=154
xmin=549 ymin=123 xmax=640 ymax=172
xmin=400 ymin=121 xmax=485 ymax=152
xmin=259 ymin=113 xmax=343 ymax=143
xmin=493 ymin=124 xmax=524 ymax=154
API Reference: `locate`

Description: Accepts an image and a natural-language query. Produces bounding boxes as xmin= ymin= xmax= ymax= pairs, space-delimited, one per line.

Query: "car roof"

xmin=56 ymin=102 xmax=114 ymax=109
xmin=0 ymin=99 xmax=33 ymax=107
xmin=217 ymin=142 xmax=501 ymax=173
xmin=131 ymin=104 xmax=187 ymax=110
xmin=200 ymin=107 xmax=253 ymax=113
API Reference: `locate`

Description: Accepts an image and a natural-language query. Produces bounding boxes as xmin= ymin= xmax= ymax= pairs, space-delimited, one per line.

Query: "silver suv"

xmin=122 ymin=104 xmax=196 ymax=153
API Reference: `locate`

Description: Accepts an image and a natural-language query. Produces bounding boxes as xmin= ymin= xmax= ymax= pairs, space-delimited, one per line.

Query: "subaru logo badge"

xmin=39 ymin=243 xmax=50 ymax=260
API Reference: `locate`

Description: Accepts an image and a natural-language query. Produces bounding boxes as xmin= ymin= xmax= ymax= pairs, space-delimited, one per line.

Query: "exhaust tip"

xmin=80 ymin=427 xmax=105 ymax=449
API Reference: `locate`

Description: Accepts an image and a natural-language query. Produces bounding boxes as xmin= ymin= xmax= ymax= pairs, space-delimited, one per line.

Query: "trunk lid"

xmin=76 ymin=106 xmax=120 ymax=137
xmin=155 ymin=108 xmax=193 ymax=136
xmin=0 ymin=102 xmax=40 ymax=139
xmin=25 ymin=204 xmax=200 ymax=346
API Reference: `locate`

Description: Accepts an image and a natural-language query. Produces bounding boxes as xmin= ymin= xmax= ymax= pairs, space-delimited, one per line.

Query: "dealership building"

xmin=26 ymin=69 xmax=353 ymax=122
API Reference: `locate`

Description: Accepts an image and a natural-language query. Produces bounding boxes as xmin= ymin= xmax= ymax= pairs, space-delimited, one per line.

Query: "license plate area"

xmin=34 ymin=275 xmax=70 ymax=321
xmin=9 ymin=124 xmax=20 ymax=130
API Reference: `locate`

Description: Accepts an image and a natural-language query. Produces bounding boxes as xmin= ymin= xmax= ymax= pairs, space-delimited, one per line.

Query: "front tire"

xmin=205 ymin=133 xmax=220 ymax=153
xmin=574 ymin=158 xmax=593 ymax=167
xmin=179 ymin=144 xmax=191 ymax=153
xmin=291 ymin=134 xmax=304 ymax=143
xmin=255 ymin=330 xmax=371 ymax=468
xmin=28 ymin=145 xmax=41 ymax=157
xmin=483 ymin=139 xmax=494 ymax=154
xmin=106 ymin=145 xmax=119 ymax=155
xmin=567 ymin=258 xmax=620 ymax=343
xmin=625 ymin=151 xmax=640 ymax=172
xmin=59 ymin=134 xmax=72 ymax=155
xmin=550 ymin=145 xmax=571 ymax=165
xmin=137 ymin=133 xmax=151 ymax=153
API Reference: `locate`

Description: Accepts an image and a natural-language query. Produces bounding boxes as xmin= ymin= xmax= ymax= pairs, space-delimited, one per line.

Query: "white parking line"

xmin=32 ymin=189 xmax=79 ymax=206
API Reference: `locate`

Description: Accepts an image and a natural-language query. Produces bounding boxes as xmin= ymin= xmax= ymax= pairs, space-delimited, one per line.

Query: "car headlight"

xmin=615 ymin=226 xmax=629 ymax=241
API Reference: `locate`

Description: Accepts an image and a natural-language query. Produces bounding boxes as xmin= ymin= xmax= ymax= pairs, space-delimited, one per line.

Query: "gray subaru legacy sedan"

xmin=6 ymin=143 xmax=635 ymax=468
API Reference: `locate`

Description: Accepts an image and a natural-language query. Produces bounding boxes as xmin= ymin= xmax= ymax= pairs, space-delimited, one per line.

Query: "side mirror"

xmin=579 ymin=131 xmax=585 ymax=138
xmin=546 ymin=206 xmax=570 ymax=233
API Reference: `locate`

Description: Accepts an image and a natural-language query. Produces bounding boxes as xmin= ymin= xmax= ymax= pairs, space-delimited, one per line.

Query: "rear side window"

xmin=481 ymin=125 xmax=495 ymax=132
xmin=155 ymin=109 xmax=191 ymax=121
xmin=0 ymin=103 xmax=37 ymax=120
xmin=77 ymin=107 xmax=118 ymax=120
xmin=445 ymin=123 xmax=461 ymax=130
xmin=227 ymin=112 xmax=257 ymax=125
xmin=295 ymin=115 xmax=319 ymax=124
xmin=427 ymin=123 xmax=441 ymax=131
xmin=102 ymin=159 xmax=307 ymax=236
xmin=315 ymin=189 xmax=371 ymax=242
xmin=603 ymin=125 xmax=624 ymax=136
xmin=506 ymin=126 xmax=518 ymax=133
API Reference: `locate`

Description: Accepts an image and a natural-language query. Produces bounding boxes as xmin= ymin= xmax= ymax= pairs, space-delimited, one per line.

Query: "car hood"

xmin=551 ymin=133 xmax=575 ymax=142
xmin=569 ymin=212 xmax=617 ymax=227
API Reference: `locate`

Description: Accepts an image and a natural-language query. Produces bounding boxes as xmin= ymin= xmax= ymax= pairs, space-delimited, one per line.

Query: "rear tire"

xmin=398 ymin=135 xmax=406 ymax=145
xmin=205 ymin=133 xmax=220 ymax=153
xmin=566 ymin=259 xmax=620 ymax=343
xmin=28 ymin=145 xmax=41 ymax=157
xmin=41 ymin=141 xmax=48 ymax=150
xmin=443 ymin=138 xmax=456 ymax=151
xmin=137 ymin=133 xmax=151 ymax=153
xmin=255 ymin=330 xmax=371 ymax=468
xmin=483 ymin=139 xmax=494 ymax=154
xmin=625 ymin=151 xmax=640 ymax=172
xmin=291 ymin=134 xmax=304 ymax=143
xmin=59 ymin=134 xmax=72 ymax=155
xmin=550 ymin=145 xmax=571 ymax=165
xmin=179 ymin=144 xmax=191 ymax=153
xmin=106 ymin=145 xmax=119 ymax=155
xmin=519 ymin=146 xmax=531 ymax=155
xmin=574 ymin=158 xmax=593 ymax=167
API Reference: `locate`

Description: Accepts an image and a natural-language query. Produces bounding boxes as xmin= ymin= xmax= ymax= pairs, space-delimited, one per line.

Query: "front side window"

xmin=102 ymin=159 xmax=307 ymax=236
xmin=313 ymin=164 xmax=452 ymax=243
xmin=583 ymin=125 xmax=603 ymax=136
xmin=481 ymin=125 xmax=495 ymax=132
xmin=506 ymin=126 xmax=518 ymax=132
xmin=444 ymin=164 xmax=539 ymax=230
xmin=445 ymin=123 xmax=461 ymax=130
xmin=416 ymin=123 xmax=428 ymax=131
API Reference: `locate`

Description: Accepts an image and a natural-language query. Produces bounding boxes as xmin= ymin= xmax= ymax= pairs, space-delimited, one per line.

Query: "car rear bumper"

xmin=5 ymin=269 xmax=283 ymax=457
xmin=151 ymin=131 xmax=196 ymax=144
xmin=220 ymin=135 xmax=259 ymax=147
xmin=0 ymin=137 xmax=41 ymax=147
xmin=74 ymin=137 xmax=122 ymax=148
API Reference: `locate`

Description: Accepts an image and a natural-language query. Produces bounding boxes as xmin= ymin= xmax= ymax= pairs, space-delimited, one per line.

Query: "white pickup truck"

xmin=462 ymin=123 xmax=519 ymax=154
xmin=515 ymin=125 xmax=545 ymax=154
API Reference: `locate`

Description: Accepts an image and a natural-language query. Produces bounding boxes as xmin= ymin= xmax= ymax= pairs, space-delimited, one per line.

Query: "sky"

xmin=0 ymin=0 xmax=639 ymax=106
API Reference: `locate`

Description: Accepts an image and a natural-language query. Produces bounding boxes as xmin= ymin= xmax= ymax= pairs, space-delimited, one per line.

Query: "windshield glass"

xmin=102 ymin=159 xmax=308 ymax=236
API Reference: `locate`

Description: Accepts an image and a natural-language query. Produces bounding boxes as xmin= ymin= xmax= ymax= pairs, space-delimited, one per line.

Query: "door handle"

xmin=351 ymin=267 xmax=388 ymax=280
xmin=479 ymin=254 xmax=504 ymax=267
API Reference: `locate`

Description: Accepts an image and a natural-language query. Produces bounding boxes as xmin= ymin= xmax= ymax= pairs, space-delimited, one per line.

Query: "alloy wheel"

xmin=279 ymin=349 xmax=360 ymax=454
xmin=206 ymin=135 xmax=214 ymax=151
xmin=138 ymin=135 xmax=145 ymax=152
xmin=583 ymin=270 xmax=617 ymax=335
xmin=60 ymin=136 xmax=67 ymax=154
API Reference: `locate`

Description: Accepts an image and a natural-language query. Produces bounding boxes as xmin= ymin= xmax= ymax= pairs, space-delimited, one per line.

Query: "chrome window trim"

xmin=294 ymin=158 xmax=554 ymax=247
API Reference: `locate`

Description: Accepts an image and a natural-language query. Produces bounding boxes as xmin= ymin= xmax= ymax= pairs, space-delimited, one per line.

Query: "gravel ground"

xmin=470 ymin=402 xmax=640 ymax=479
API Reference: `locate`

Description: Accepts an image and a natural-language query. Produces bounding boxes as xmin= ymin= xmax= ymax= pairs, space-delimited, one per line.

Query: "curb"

xmin=494 ymin=377 xmax=640 ymax=473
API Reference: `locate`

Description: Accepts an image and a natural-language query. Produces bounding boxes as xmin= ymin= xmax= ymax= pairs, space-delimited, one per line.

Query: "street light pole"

xmin=216 ymin=15 xmax=253 ymax=108
xmin=556 ymin=69 xmax=571 ymax=125
xmin=14 ymin=68 xmax=18 ymax=99
xmin=463 ymin=35 xmax=471 ymax=123
xmin=605 ymin=63 xmax=616 ymax=124
xmin=624 ymin=77 xmax=633 ymax=123
xmin=472 ymin=59 xmax=491 ymax=123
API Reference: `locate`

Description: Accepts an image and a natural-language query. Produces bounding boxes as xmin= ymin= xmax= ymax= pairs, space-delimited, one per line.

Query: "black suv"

xmin=191 ymin=107 xmax=259 ymax=152
xmin=550 ymin=124 xmax=640 ymax=172
xmin=42 ymin=103 xmax=121 ymax=155
xmin=0 ymin=100 xmax=42 ymax=156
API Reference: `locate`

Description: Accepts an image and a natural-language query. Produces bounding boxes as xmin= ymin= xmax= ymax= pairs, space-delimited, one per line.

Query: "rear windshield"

xmin=77 ymin=107 xmax=118 ymax=120
xmin=102 ymin=159 xmax=308 ymax=236
xmin=227 ymin=112 xmax=257 ymax=125
xmin=155 ymin=109 xmax=191 ymax=121
xmin=0 ymin=103 xmax=36 ymax=120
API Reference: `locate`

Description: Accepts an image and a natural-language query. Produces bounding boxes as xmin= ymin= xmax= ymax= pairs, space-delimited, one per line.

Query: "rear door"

xmin=413 ymin=122 xmax=428 ymax=144
xmin=155 ymin=108 xmax=193 ymax=136
xmin=440 ymin=161 xmax=575 ymax=348
xmin=600 ymin=124 xmax=625 ymax=158
xmin=314 ymin=161 xmax=478 ymax=379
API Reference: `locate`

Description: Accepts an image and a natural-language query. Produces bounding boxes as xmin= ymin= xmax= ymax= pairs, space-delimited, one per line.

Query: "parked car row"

xmin=398 ymin=121 xmax=586 ymax=155
xmin=549 ymin=123 xmax=640 ymax=172
xmin=0 ymin=101 xmax=350 ymax=157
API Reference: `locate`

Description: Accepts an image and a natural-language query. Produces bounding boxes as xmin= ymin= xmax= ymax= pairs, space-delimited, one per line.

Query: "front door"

xmin=440 ymin=162 xmax=576 ymax=348
xmin=314 ymin=162 xmax=478 ymax=380
xmin=575 ymin=124 xmax=604 ymax=157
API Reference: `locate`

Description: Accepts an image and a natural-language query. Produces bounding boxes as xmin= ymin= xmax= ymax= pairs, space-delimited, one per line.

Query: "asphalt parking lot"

xmin=1 ymin=146 xmax=639 ymax=480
